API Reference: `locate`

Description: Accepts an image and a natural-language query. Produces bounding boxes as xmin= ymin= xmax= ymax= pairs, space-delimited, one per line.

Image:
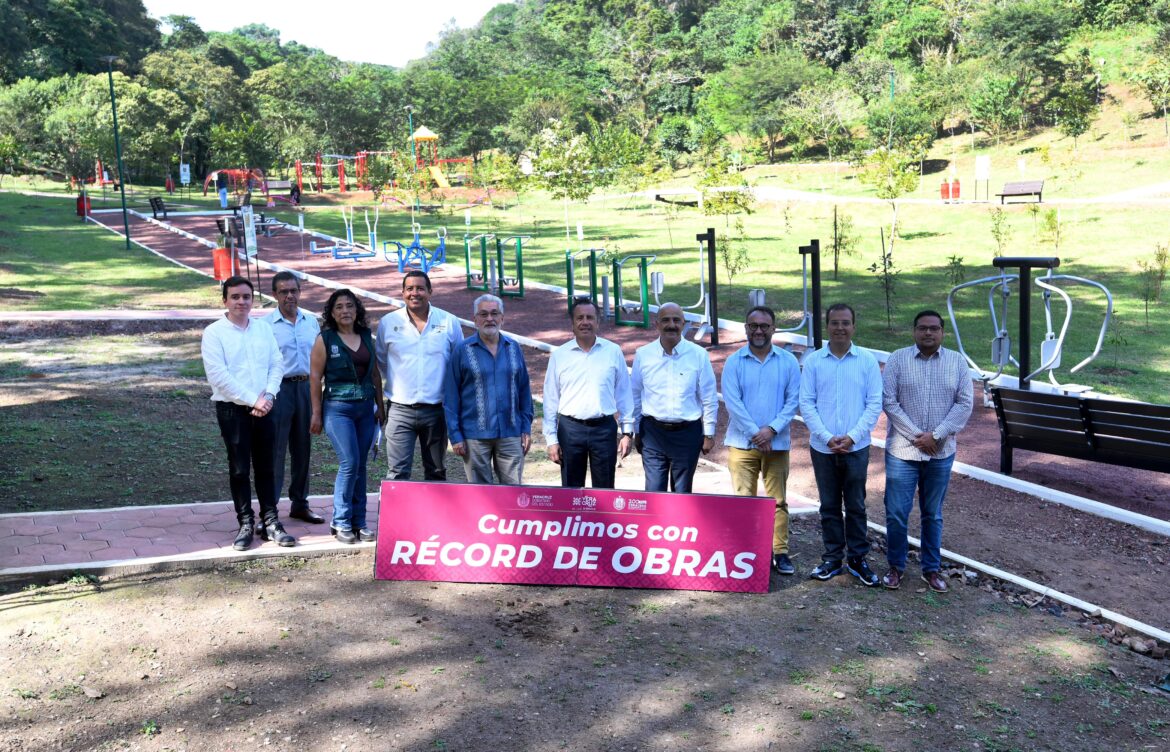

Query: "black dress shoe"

xmin=288 ymin=507 xmax=325 ymax=524
xmin=258 ymin=521 xmax=296 ymax=547
xmin=357 ymin=527 xmax=377 ymax=542
xmin=232 ymin=524 xmax=254 ymax=551
xmin=333 ymin=528 xmax=357 ymax=544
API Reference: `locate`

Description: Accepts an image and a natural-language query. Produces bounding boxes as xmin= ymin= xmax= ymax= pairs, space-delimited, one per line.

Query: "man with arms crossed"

xmin=201 ymin=276 xmax=296 ymax=550
xmin=266 ymin=271 xmax=324 ymax=524
xmin=376 ymin=270 xmax=464 ymax=480
xmin=721 ymin=306 xmax=800 ymax=575
xmin=800 ymin=303 xmax=883 ymax=585
xmin=443 ymin=294 xmax=534 ymax=484
xmin=630 ymin=303 xmax=717 ymax=492
xmin=881 ymin=310 xmax=973 ymax=593
xmin=543 ymin=298 xmax=634 ymax=488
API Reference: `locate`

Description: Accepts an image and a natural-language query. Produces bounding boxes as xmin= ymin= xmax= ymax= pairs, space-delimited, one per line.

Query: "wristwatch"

xmin=621 ymin=432 xmax=633 ymax=439
xmin=931 ymin=429 xmax=943 ymax=441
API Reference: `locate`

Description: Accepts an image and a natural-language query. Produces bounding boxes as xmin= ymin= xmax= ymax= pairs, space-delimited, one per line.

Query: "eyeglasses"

xmin=745 ymin=323 xmax=773 ymax=331
xmin=915 ymin=325 xmax=943 ymax=333
xmin=475 ymin=310 xmax=502 ymax=319
xmin=275 ymin=288 xmax=299 ymax=296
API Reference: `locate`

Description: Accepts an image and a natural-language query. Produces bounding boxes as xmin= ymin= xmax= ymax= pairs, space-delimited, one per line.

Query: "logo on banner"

xmin=516 ymin=492 xmax=531 ymax=508
xmin=628 ymin=498 xmax=648 ymax=512
xmin=572 ymin=495 xmax=598 ymax=510
xmin=613 ymin=496 xmax=626 ymax=511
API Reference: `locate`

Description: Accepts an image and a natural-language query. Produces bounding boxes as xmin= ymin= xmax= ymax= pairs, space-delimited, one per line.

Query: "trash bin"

xmin=950 ymin=179 xmax=960 ymax=201
xmin=940 ymin=181 xmax=951 ymax=202
xmin=76 ymin=193 xmax=91 ymax=217
xmin=212 ymin=247 xmax=239 ymax=281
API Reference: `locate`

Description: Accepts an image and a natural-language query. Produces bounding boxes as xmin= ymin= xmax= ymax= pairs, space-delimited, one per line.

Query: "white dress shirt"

xmin=375 ymin=305 xmax=464 ymax=405
xmin=266 ymin=307 xmax=320 ymax=377
xmin=542 ymin=336 xmax=634 ymax=443
xmin=201 ymin=315 xmax=284 ymax=407
xmin=631 ymin=338 xmax=718 ymax=435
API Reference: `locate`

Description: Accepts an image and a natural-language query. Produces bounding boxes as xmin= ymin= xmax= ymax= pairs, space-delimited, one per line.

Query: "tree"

xmin=160 ymin=15 xmax=208 ymax=50
xmin=699 ymin=153 xmax=755 ymax=282
xmin=856 ymin=146 xmax=919 ymax=260
xmin=967 ymin=74 xmax=1025 ymax=144
xmin=783 ymin=82 xmax=860 ymax=161
xmin=211 ymin=114 xmax=273 ymax=171
xmin=1131 ymin=56 xmax=1170 ymax=142
xmin=1047 ymin=49 xmax=1099 ymax=149
xmin=969 ymin=0 xmax=1073 ymax=96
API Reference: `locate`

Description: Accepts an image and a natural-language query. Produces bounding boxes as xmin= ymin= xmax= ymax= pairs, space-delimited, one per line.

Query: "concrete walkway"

xmin=0 ymin=474 xmax=818 ymax=580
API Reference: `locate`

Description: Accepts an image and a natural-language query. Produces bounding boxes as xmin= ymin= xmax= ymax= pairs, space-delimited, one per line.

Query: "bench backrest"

xmin=993 ymin=387 xmax=1170 ymax=472
xmin=1000 ymin=180 xmax=1044 ymax=194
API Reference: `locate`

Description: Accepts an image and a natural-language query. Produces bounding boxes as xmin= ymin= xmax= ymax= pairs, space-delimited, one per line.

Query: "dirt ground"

xmin=3 ymin=321 xmax=1170 ymax=751
xmin=2 ymin=523 xmax=1169 ymax=752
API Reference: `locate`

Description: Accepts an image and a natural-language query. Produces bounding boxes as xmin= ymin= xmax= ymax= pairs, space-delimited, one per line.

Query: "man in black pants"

xmin=267 ymin=271 xmax=324 ymax=524
xmin=630 ymin=303 xmax=717 ymax=492
xmin=542 ymin=299 xmax=634 ymax=488
xmin=201 ymin=276 xmax=296 ymax=550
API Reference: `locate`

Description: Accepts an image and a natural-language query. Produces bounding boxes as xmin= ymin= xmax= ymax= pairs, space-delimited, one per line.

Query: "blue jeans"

xmin=883 ymin=452 xmax=955 ymax=573
xmin=323 ymin=399 xmax=376 ymax=531
xmin=810 ymin=446 xmax=871 ymax=563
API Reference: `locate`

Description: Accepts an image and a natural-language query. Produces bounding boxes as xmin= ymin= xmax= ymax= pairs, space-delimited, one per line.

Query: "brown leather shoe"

xmin=922 ymin=571 xmax=948 ymax=593
xmin=881 ymin=568 xmax=903 ymax=590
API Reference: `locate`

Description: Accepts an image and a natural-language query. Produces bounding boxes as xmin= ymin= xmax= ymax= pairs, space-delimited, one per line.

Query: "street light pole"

xmin=404 ymin=104 xmax=418 ymax=211
xmin=103 ymin=56 xmax=131 ymax=251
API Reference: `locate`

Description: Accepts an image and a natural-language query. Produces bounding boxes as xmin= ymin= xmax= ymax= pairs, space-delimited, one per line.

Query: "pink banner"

xmin=375 ymin=481 xmax=774 ymax=593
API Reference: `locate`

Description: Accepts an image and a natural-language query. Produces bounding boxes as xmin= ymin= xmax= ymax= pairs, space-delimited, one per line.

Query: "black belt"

xmin=282 ymin=375 xmax=309 ymax=382
xmin=391 ymin=401 xmax=441 ymax=409
xmin=560 ymin=414 xmax=613 ymax=427
xmin=644 ymin=416 xmax=700 ymax=432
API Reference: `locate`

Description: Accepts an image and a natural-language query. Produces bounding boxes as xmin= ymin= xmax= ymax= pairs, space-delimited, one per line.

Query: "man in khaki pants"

xmin=720 ymin=306 xmax=801 ymax=575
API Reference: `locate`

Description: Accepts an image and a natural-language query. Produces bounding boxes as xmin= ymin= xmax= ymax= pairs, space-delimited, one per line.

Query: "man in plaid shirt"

xmin=880 ymin=310 xmax=973 ymax=593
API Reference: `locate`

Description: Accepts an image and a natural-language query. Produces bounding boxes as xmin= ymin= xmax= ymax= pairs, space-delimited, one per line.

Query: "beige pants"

xmin=728 ymin=447 xmax=790 ymax=554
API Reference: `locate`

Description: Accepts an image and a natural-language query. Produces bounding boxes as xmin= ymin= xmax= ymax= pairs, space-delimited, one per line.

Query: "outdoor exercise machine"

xmin=740 ymin=239 xmax=822 ymax=353
xmin=565 ymin=247 xmax=605 ymax=314
xmin=466 ymin=233 xmax=529 ymax=298
xmin=308 ymin=207 xmax=376 ymax=261
xmin=385 ymin=224 xmax=447 ymax=273
xmin=947 ymin=256 xmax=1113 ymax=393
xmin=612 ymin=254 xmax=657 ymax=328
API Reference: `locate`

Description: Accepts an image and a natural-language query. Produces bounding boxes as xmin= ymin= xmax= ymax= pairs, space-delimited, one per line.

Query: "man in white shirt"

xmin=266 ymin=271 xmax=324 ymax=524
xmin=543 ymin=298 xmax=634 ymax=488
xmin=630 ymin=303 xmax=717 ymax=492
xmin=201 ymin=276 xmax=296 ymax=551
xmin=375 ymin=270 xmax=464 ymax=480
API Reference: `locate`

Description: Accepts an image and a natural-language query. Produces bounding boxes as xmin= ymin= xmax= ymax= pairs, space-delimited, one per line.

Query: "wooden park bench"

xmin=996 ymin=180 xmax=1044 ymax=204
xmin=148 ymin=196 xmax=168 ymax=220
xmin=990 ymin=386 xmax=1170 ymax=476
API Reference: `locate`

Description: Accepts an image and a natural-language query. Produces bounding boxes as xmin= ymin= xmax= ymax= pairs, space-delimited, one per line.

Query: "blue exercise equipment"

xmin=308 ymin=207 xmax=375 ymax=261
xmin=384 ymin=223 xmax=447 ymax=273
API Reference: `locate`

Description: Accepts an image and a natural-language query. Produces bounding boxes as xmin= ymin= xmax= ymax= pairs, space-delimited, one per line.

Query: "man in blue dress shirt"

xmin=266 ymin=271 xmax=324 ymax=523
xmin=721 ymin=306 xmax=801 ymax=576
xmin=800 ymin=303 xmax=883 ymax=585
xmin=443 ymin=294 xmax=534 ymax=484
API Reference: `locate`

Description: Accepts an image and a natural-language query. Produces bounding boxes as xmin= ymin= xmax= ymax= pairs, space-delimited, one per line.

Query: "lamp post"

xmin=404 ymin=104 xmax=418 ymax=211
xmin=102 ymin=56 xmax=131 ymax=250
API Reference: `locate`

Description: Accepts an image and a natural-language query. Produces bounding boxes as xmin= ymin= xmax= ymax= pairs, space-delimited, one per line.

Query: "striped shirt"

xmin=799 ymin=343 xmax=883 ymax=454
xmin=882 ymin=345 xmax=974 ymax=461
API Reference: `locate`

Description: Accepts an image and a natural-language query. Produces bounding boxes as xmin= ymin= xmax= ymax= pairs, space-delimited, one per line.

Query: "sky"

xmin=141 ymin=0 xmax=505 ymax=68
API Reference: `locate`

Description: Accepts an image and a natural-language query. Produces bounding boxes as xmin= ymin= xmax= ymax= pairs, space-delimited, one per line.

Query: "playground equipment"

xmin=411 ymin=126 xmax=472 ymax=186
xmin=465 ymin=233 xmax=530 ymax=298
xmin=947 ymin=256 xmax=1113 ymax=394
xmin=385 ymin=224 xmax=447 ymax=273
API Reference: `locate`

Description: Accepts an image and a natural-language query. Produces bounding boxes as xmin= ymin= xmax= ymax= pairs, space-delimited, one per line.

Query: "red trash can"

xmin=212 ymin=248 xmax=239 ymax=281
xmin=76 ymin=193 xmax=91 ymax=217
xmin=950 ymin=179 xmax=960 ymax=201
xmin=940 ymin=181 xmax=951 ymax=201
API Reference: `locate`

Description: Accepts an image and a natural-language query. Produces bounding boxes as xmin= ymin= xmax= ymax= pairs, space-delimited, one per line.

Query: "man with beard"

xmin=721 ymin=306 xmax=801 ymax=576
xmin=443 ymin=294 xmax=534 ymax=484
xmin=543 ymin=298 xmax=634 ymax=489
xmin=630 ymin=303 xmax=718 ymax=493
